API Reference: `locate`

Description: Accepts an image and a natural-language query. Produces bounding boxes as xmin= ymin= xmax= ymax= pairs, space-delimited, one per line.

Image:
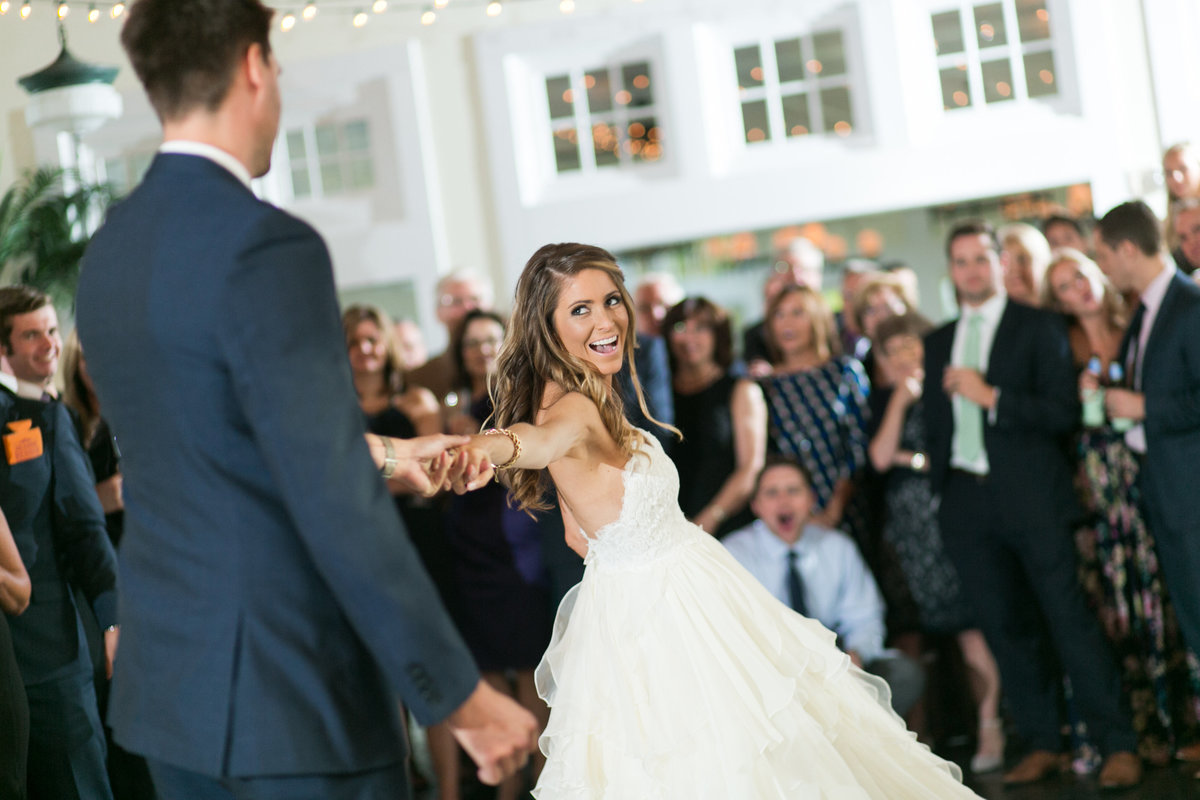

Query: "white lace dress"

xmin=532 ymin=433 xmax=980 ymax=799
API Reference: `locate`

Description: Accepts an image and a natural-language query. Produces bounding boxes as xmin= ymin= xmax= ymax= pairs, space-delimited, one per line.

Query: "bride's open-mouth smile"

xmin=589 ymin=335 xmax=619 ymax=355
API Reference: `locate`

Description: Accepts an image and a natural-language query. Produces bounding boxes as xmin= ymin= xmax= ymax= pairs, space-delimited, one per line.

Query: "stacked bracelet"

xmin=380 ymin=436 xmax=399 ymax=480
xmin=482 ymin=427 xmax=522 ymax=470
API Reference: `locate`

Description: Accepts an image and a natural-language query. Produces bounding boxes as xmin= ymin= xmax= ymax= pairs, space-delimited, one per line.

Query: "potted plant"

xmin=0 ymin=165 xmax=113 ymax=309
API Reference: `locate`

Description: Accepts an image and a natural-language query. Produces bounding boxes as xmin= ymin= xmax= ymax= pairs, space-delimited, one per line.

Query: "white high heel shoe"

xmin=970 ymin=718 xmax=1006 ymax=774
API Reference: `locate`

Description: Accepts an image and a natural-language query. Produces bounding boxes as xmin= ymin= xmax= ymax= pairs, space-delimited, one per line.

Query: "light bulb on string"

xmin=485 ymin=1 xmax=501 ymax=16
xmin=111 ymin=1 xmax=125 ymax=18
xmin=280 ymin=11 xmax=296 ymax=31
xmin=88 ymin=3 xmax=99 ymax=22
xmin=0 ymin=1 xmax=11 ymax=15
xmin=20 ymin=1 xmax=31 ymax=19
xmin=560 ymin=0 xmax=574 ymax=12
xmin=372 ymin=0 xmax=387 ymax=12
xmin=352 ymin=9 xmax=368 ymax=26
xmin=301 ymin=1 xmax=317 ymax=21
xmin=420 ymin=6 xmax=435 ymax=24
xmin=433 ymin=0 xmax=448 ymax=7
xmin=57 ymin=0 xmax=69 ymax=20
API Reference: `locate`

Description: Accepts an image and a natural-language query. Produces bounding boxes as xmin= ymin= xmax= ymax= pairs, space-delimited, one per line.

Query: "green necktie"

xmin=957 ymin=311 xmax=984 ymax=463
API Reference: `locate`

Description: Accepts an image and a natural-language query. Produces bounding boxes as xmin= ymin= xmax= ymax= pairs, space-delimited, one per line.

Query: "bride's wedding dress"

xmin=532 ymin=433 xmax=980 ymax=799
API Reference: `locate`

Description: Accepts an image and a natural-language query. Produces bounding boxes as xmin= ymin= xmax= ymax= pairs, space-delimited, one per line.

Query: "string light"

xmin=0 ymin=0 xmax=651 ymax=26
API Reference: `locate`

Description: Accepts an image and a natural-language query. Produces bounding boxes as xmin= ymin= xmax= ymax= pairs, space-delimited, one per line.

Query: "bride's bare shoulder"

xmin=538 ymin=383 xmax=601 ymax=422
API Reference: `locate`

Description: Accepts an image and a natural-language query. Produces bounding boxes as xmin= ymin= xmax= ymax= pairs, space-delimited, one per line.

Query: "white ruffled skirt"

xmin=532 ymin=530 xmax=979 ymax=799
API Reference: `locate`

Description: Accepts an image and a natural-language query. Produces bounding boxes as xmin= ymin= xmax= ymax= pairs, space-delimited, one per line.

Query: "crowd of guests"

xmin=5 ymin=146 xmax=1200 ymax=800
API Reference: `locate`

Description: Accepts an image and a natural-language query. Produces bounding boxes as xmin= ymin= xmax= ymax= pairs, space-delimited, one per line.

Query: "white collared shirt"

xmin=1126 ymin=264 xmax=1176 ymax=453
xmin=949 ymin=291 xmax=1007 ymax=474
xmin=159 ymin=140 xmax=253 ymax=189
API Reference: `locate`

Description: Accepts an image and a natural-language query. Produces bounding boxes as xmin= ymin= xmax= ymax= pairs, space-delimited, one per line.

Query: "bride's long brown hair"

xmin=489 ymin=242 xmax=672 ymax=511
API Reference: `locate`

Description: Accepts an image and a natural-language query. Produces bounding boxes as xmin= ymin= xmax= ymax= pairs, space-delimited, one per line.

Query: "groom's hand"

xmin=365 ymin=434 xmax=470 ymax=495
xmin=447 ymin=680 xmax=539 ymax=785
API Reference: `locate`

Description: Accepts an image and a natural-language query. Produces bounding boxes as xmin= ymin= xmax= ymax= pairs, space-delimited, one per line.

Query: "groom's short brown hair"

xmin=121 ymin=0 xmax=274 ymax=122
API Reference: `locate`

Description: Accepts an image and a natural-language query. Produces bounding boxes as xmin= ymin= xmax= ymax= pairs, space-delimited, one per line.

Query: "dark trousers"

xmin=146 ymin=759 xmax=409 ymax=800
xmin=938 ymin=470 xmax=1135 ymax=755
xmin=25 ymin=667 xmax=113 ymax=800
xmin=1142 ymin=490 xmax=1200 ymax=661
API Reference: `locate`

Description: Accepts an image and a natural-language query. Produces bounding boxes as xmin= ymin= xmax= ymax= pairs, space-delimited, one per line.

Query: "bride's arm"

xmin=444 ymin=392 xmax=602 ymax=495
xmin=468 ymin=393 xmax=597 ymax=472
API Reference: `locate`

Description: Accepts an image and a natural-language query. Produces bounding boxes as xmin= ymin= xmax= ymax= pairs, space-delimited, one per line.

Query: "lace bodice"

xmin=581 ymin=433 xmax=696 ymax=570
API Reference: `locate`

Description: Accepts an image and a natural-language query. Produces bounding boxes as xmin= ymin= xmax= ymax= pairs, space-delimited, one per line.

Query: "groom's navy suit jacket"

xmin=77 ymin=153 xmax=479 ymax=777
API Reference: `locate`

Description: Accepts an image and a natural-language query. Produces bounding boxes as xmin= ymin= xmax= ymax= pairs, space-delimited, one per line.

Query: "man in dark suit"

xmin=923 ymin=221 xmax=1140 ymax=788
xmin=75 ymin=2 xmax=536 ymax=797
xmin=0 ymin=359 xmax=118 ymax=800
xmin=1092 ymin=200 xmax=1200 ymax=671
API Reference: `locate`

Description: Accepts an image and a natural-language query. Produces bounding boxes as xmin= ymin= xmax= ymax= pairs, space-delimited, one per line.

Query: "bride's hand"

xmin=446 ymin=446 xmax=495 ymax=495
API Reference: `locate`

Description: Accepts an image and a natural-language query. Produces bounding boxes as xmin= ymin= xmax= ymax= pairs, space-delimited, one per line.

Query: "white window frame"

xmin=932 ymin=0 xmax=1059 ymax=111
xmin=733 ymin=27 xmax=860 ymax=145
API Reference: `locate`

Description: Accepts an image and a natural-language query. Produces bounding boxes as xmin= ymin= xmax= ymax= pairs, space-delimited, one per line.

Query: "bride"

xmin=450 ymin=242 xmax=980 ymax=798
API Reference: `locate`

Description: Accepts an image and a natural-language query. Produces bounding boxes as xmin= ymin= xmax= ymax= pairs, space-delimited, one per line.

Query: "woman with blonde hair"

xmin=1043 ymin=249 xmax=1200 ymax=764
xmin=442 ymin=242 xmax=979 ymax=797
xmin=342 ymin=303 xmax=462 ymax=799
xmin=760 ymin=284 xmax=870 ymax=535
xmin=998 ymin=222 xmax=1052 ymax=306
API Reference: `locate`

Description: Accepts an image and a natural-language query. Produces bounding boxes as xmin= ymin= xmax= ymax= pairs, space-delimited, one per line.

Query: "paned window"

xmin=734 ymin=28 xmax=857 ymax=145
xmin=285 ymin=119 xmax=375 ymax=199
xmin=933 ymin=0 xmax=1057 ymax=111
xmin=545 ymin=60 xmax=662 ymax=174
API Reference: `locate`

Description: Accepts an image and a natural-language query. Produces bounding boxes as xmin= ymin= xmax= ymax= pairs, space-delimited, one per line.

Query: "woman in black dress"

xmin=61 ymin=331 xmax=158 ymax=799
xmin=1 ymin=508 xmax=31 ymax=800
xmin=343 ymin=304 xmax=461 ymax=799
xmin=661 ymin=297 xmax=766 ymax=537
xmin=445 ymin=309 xmax=552 ymax=800
xmin=867 ymin=312 xmax=1003 ymax=773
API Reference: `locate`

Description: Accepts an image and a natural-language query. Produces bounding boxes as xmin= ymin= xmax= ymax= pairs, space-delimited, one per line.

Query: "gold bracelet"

xmin=380 ymin=436 xmax=399 ymax=480
xmin=482 ymin=427 xmax=522 ymax=470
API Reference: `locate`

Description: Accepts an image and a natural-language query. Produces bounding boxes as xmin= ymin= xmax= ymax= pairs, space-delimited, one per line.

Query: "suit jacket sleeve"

xmin=46 ymin=401 xmax=119 ymax=630
xmin=220 ymin=214 xmax=478 ymax=725
xmin=1146 ymin=286 xmax=1200 ymax=435
xmin=992 ymin=310 xmax=1079 ymax=436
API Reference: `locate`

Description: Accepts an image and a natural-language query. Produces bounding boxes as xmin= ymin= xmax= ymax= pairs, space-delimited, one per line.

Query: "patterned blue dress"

xmin=760 ymin=356 xmax=870 ymax=511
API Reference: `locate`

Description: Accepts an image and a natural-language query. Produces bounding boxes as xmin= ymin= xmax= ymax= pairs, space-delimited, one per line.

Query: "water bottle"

xmin=1081 ymin=355 xmax=1105 ymax=427
xmin=1106 ymin=362 xmax=1134 ymax=432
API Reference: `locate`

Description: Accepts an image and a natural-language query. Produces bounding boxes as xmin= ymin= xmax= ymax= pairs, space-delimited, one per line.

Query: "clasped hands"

xmin=366 ymin=434 xmax=495 ymax=497
xmin=942 ymin=366 xmax=997 ymax=410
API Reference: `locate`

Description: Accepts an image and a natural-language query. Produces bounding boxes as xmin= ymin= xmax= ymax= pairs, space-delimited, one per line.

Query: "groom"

xmin=76 ymin=1 xmax=536 ymax=797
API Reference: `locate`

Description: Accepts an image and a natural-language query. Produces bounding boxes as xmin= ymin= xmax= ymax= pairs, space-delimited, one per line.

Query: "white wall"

xmin=0 ymin=0 xmax=1182 ymax=340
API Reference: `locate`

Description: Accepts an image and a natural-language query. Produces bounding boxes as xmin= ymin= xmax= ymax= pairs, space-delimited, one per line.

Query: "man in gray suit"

xmin=76 ymin=1 xmax=536 ymax=797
